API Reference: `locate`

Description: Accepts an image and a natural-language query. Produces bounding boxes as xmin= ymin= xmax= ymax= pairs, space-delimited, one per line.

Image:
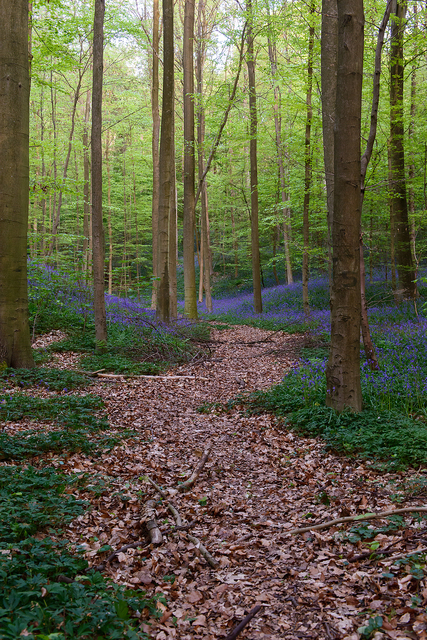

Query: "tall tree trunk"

xmin=321 ymin=0 xmax=338 ymax=287
xmin=183 ymin=0 xmax=198 ymax=319
xmin=359 ymin=0 xmax=392 ymax=370
xmin=326 ymin=0 xmax=364 ymax=413
xmin=105 ymin=130 xmax=113 ymax=294
xmin=91 ymin=0 xmax=107 ymax=346
xmin=151 ymin=0 xmax=160 ymax=309
xmin=389 ymin=0 xmax=417 ymax=299
xmin=408 ymin=2 xmax=417 ymax=273
xmin=169 ymin=117 xmax=178 ymax=319
xmin=82 ymin=89 xmax=91 ymax=272
xmin=156 ymin=0 xmax=174 ymax=322
xmin=267 ymin=6 xmax=293 ymax=285
xmin=388 ymin=138 xmax=397 ymax=294
xmin=246 ymin=0 xmax=262 ymax=314
xmin=0 ymin=0 xmax=34 ymax=368
xmin=302 ymin=5 xmax=314 ymax=316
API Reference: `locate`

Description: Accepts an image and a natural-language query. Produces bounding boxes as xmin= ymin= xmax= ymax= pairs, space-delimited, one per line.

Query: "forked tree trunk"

xmin=183 ymin=0 xmax=198 ymax=319
xmin=0 ymin=0 xmax=34 ymax=368
xmin=246 ymin=0 xmax=262 ymax=314
xmin=156 ymin=0 xmax=174 ymax=322
xmin=326 ymin=0 xmax=364 ymax=413
xmin=91 ymin=0 xmax=107 ymax=346
xmin=389 ymin=0 xmax=417 ymax=299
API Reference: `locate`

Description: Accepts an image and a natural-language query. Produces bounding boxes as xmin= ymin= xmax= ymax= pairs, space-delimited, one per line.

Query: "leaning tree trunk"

xmin=326 ymin=0 xmax=364 ymax=413
xmin=183 ymin=0 xmax=198 ymax=319
xmin=91 ymin=0 xmax=107 ymax=346
xmin=0 ymin=0 xmax=34 ymax=368
xmin=389 ymin=0 xmax=417 ymax=299
xmin=246 ymin=0 xmax=262 ymax=314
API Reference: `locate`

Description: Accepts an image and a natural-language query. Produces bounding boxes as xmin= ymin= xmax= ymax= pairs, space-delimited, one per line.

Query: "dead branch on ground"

xmin=178 ymin=442 xmax=212 ymax=492
xmin=224 ymin=605 xmax=263 ymax=640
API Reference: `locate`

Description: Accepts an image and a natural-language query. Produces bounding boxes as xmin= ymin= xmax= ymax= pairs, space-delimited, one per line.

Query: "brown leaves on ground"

xmin=5 ymin=326 xmax=427 ymax=639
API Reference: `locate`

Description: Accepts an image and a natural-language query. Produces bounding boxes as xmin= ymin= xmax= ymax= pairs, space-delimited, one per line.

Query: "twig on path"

xmin=224 ymin=605 xmax=263 ymax=640
xmin=143 ymin=474 xmax=218 ymax=568
xmin=177 ymin=442 xmax=212 ymax=492
xmin=381 ymin=545 xmax=427 ymax=564
xmin=288 ymin=506 xmax=427 ymax=535
xmin=141 ymin=499 xmax=163 ymax=545
xmin=95 ymin=372 xmax=208 ymax=380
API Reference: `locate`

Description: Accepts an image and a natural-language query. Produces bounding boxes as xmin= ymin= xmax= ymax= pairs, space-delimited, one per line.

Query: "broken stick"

xmin=289 ymin=506 xmax=427 ymax=535
xmin=224 ymin=605 xmax=263 ymax=640
xmin=178 ymin=442 xmax=212 ymax=492
xmin=142 ymin=499 xmax=163 ymax=545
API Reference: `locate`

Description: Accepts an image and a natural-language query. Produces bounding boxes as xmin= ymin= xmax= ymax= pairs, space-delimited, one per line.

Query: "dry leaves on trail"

xmin=5 ymin=325 xmax=427 ymax=639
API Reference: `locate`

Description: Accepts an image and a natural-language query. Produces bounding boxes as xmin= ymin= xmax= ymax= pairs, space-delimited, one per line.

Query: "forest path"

xmin=56 ymin=325 xmax=420 ymax=640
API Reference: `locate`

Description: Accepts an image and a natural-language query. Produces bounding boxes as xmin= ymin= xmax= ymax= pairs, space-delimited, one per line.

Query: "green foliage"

xmin=358 ymin=616 xmax=383 ymax=639
xmin=0 ymin=466 xmax=86 ymax=542
xmin=0 ymin=368 xmax=89 ymax=391
xmin=79 ymin=353 xmax=162 ymax=376
xmin=0 ymin=465 xmax=161 ymax=639
xmin=0 ymin=394 xmax=119 ymax=459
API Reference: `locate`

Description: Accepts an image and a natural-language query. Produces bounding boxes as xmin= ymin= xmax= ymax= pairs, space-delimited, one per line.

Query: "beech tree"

xmin=0 ymin=0 xmax=34 ymax=369
xmin=326 ymin=0 xmax=364 ymax=413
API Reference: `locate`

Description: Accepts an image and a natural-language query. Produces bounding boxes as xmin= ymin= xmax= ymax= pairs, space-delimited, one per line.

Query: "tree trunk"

xmin=0 ymin=0 xmax=34 ymax=368
xmin=105 ymin=130 xmax=113 ymax=295
xmin=389 ymin=0 xmax=417 ymax=299
xmin=151 ymin=0 xmax=160 ymax=310
xmin=169 ymin=109 xmax=178 ymax=319
xmin=326 ymin=0 xmax=364 ymax=413
xmin=302 ymin=5 xmax=314 ymax=316
xmin=91 ymin=0 xmax=107 ymax=347
xmin=321 ymin=0 xmax=338 ymax=287
xmin=82 ymin=89 xmax=91 ymax=272
xmin=183 ymin=0 xmax=198 ymax=319
xmin=246 ymin=0 xmax=262 ymax=314
xmin=156 ymin=0 xmax=174 ymax=322
xmin=408 ymin=2 xmax=417 ymax=273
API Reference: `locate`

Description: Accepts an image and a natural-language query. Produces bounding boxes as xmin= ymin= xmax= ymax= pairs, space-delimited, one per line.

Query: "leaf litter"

xmin=3 ymin=325 xmax=427 ymax=639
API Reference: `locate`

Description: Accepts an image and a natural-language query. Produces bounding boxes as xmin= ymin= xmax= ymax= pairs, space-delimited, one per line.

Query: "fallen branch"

xmin=142 ymin=499 xmax=163 ymax=545
xmin=144 ymin=474 xmax=218 ymax=568
xmin=91 ymin=541 xmax=149 ymax=572
xmin=289 ymin=506 xmax=427 ymax=535
xmin=178 ymin=443 xmax=212 ymax=492
xmin=96 ymin=373 xmax=208 ymax=381
xmin=187 ymin=533 xmax=218 ymax=569
xmin=382 ymin=545 xmax=427 ymax=564
xmin=224 ymin=605 xmax=263 ymax=640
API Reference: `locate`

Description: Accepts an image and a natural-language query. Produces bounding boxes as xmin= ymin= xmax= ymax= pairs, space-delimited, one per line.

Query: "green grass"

xmin=79 ymin=353 xmax=163 ymax=376
xmin=0 ymin=368 xmax=89 ymax=391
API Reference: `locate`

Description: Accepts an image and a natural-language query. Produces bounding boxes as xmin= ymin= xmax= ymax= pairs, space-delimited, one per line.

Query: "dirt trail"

xmin=53 ymin=326 xmax=425 ymax=640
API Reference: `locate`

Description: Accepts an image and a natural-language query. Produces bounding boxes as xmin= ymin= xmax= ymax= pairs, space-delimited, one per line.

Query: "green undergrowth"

xmin=0 ymin=368 xmax=89 ymax=391
xmin=0 ymin=394 xmax=127 ymax=460
xmin=0 ymin=466 xmax=162 ymax=639
xmin=227 ymin=368 xmax=427 ymax=470
xmin=79 ymin=353 xmax=163 ymax=376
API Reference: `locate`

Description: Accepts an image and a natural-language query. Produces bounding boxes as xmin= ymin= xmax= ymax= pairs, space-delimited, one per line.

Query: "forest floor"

xmin=31 ymin=325 xmax=427 ymax=639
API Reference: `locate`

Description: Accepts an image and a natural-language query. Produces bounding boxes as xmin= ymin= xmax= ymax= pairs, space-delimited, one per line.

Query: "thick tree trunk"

xmin=91 ymin=0 xmax=107 ymax=346
xmin=321 ymin=0 xmax=338 ymax=286
xmin=326 ymin=0 xmax=364 ymax=413
xmin=151 ymin=0 xmax=160 ymax=310
xmin=389 ymin=0 xmax=417 ymax=299
xmin=0 ymin=0 xmax=34 ymax=368
xmin=183 ymin=0 xmax=198 ymax=319
xmin=156 ymin=0 xmax=174 ymax=322
xmin=302 ymin=6 xmax=314 ymax=316
xmin=246 ymin=0 xmax=262 ymax=314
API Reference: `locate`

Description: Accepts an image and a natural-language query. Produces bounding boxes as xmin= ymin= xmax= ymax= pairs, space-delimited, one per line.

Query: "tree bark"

xmin=321 ymin=0 xmax=338 ymax=287
xmin=389 ymin=0 xmax=417 ymax=299
xmin=156 ymin=0 xmax=174 ymax=322
xmin=0 ymin=0 xmax=34 ymax=368
xmin=246 ymin=0 xmax=262 ymax=314
xmin=151 ymin=0 xmax=160 ymax=310
xmin=302 ymin=4 xmax=315 ymax=316
xmin=91 ymin=0 xmax=107 ymax=346
xmin=82 ymin=89 xmax=91 ymax=273
xmin=325 ymin=0 xmax=364 ymax=413
xmin=183 ymin=0 xmax=198 ymax=319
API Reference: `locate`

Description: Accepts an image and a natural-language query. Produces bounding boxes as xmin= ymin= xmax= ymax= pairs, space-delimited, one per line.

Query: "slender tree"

xmin=389 ymin=0 xmax=417 ymax=299
xmin=326 ymin=0 xmax=364 ymax=413
xmin=183 ymin=0 xmax=198 ymax=319
xmin=246 ymin=0 xmax=262 ymax=314
xmin=151 ymin=0 xmax=160 ymax=309
xmin=91 ymin=0 xmax=107 ymax=345
xmin=0 ymin=0 xmax=34 ymax=368
xmin=156 ymin=0 xmax=174 ymax=321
